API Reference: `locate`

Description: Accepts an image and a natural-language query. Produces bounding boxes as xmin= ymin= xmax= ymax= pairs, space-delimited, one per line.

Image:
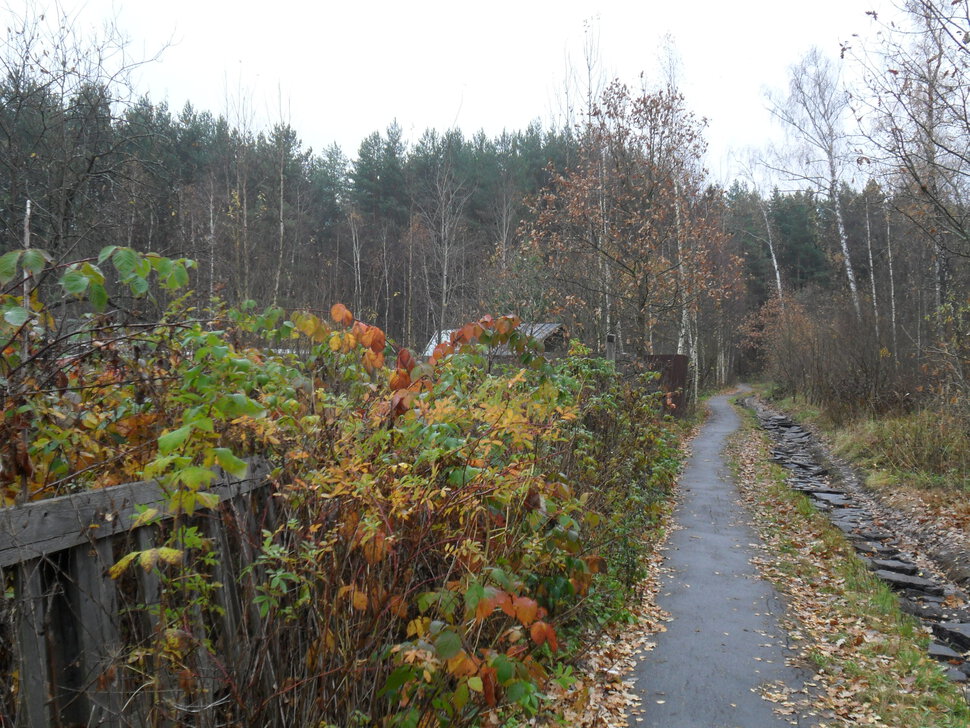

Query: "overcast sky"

xmin=26 ymin=0 xmax=899 ymax=182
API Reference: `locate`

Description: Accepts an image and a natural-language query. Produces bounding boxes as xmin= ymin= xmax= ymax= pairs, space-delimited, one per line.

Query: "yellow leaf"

xmin=157 ymin=547 xmax=183 ymax=565
xmin=139 ymin=549 xmax=160 ymax=572
xmin=108 ymin=551 xmax=138 ymax=579
xmin=131 ymin=507 xmax=159 ymax=529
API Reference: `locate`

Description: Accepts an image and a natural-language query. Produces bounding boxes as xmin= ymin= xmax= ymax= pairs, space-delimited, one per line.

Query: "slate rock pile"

xmin=748 ymin=400 xmax=970 ymax=686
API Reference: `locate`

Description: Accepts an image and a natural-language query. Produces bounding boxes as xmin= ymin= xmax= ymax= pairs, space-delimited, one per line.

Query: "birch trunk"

xmin=864 ymin=197 xmax=879 ymax=340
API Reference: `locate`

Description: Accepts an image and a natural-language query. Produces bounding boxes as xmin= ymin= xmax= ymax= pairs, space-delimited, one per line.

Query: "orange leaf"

xmin=352 ymin=588 xmax=368 ymax=611
xmin=513 ymin=596 xmax=539 ymax=626
xmin=446 ymin=651 xmax=480 ymax=677
xmin=584 ymin=555 xmax=607 ymax=574
xmin=475 ymin=587 xmax=507 ymax=621
xmin=431 ymin=342 xmax=453 ymax=364
xmin=529 ymin=621 xmax=558 ymax=652
xmin=396 ymin=347 xmax=416 ymax=373
xmin=362 ymin=531 xmax=389 ymax=564
xmin=363 ymin=349 xmax=385 ymax=374
xmin=387 ymin=594 xmax=408 ymax=619
xmin=391 ymin=390 xmax=414 ymax=416
xmin=330 ymin=302 xmax=354 ymax=326
xmin=389 ymin=368 xmax=411 ymax=391
xmin=481 ymin=666 xmax=497 ymax=707
xmin=361 ymin=327 xmax=385 ymax=353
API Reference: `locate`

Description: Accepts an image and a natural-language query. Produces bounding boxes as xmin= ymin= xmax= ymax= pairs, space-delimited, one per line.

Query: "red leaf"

xmin=481 ymin=666 xmax=497 ymax=707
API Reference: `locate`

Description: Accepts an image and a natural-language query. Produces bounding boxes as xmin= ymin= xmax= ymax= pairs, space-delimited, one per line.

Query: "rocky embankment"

xmin=744 ymin=396 xmax=970 ymax=688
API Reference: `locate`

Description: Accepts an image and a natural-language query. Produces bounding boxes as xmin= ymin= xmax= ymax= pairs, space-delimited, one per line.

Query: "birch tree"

xmin=769 ymin=47 xmax=862 ymax=317
xmin=851 ymin=0 xmax=970 ymax=309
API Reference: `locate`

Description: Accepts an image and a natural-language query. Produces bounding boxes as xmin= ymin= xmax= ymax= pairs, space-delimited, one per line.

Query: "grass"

xmin=833 ymin=410 xmax=970 ymax=492
xmin=726 ymin=400 xmax=970 ymax=727
xmin=755 ymin=383 xmax=970 ymax=493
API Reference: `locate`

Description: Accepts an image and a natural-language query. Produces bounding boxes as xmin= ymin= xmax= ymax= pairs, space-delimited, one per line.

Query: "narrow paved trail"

xmin=632 ymin=392 xmax=814 ymax=727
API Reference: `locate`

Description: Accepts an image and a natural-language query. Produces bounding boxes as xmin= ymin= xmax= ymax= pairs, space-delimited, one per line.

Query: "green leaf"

xmin=20 ymin=249 xmax=48 ymax=275
xmin=434 ymin=630 xmax=462 ymax=660
xmin=79 ymin=262 xmax=105 ymax=286
xmin=464 ymin=582 xmax=484 ymax=612
xmin=417 ymin=592 xmax=437 ymax=614
xmin=216 ymin=393 xmax=265 ymax=418
xmin=175 ymin=466 xmax=216 ymax=490
xmin=157 ymin=425 xmax=192 ymax=455
xmin=453 ymin=681 xmax=471 ymax=708
xmin=97 ymin=245 xmax=118 ymax=264
xmin=213 ymin=448 xmax=248 ymax=478
xmin=447 ymin=466 xmax=481 ymax=487
xmin=153 ymin=257 xmax=173 ymax=277
xmin=61 ymin=269 xmax=89 ymax=296
xmin=505 ymin=680 xmax=529 ymax=704
xmin=3 ymin=306 xmax=29 ymax=327
xmin=111 ymin=247 xmax=139 ymax=275
xmin=129 ymin=276 xmax=149 ymax=297
xmin=466 ymin=676 xmax=483 ymax=693
xmin=171 ymin=263 xmax=189 ymax=288
xmin=169 ymin=490 xmax=197 ymax=515
xmin=378 ymin=665 xmax=414 ymax=698
xmin=229 ymin=357 xmax=253 ymax=372
xmin=194 ymin=491 xmax=220 ymax=509
xmin=0 ymin=250 xmax=21 ymax=284
xmin=493 ymin=654 xmax=515 ymax=684
xmin=88 ymin=282 xmax=108 ymax=311
xmin=488 ymin=567 xmax=513 ymax=591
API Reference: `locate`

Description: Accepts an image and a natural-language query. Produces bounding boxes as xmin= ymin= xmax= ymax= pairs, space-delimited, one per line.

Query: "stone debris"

xmin=747 ymin=396 xmax=970 ymax=686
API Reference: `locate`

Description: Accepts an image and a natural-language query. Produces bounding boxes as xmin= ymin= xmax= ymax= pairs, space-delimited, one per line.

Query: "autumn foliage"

xmin=1 ymin=247 xmax=679 ymax=726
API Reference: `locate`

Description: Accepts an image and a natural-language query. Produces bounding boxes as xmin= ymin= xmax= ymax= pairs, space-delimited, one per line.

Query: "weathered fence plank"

xmin=14 ymin=559 xmax=48 ymax=728
xmin=1 ymin=457 xmax=274 ymax=727
xmin=0 ymin=458 xmax=272 ymax=568
xmin=74 ymin=538 xmax=122 ymax=726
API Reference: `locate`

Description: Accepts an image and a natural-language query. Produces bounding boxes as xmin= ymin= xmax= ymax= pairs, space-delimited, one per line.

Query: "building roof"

xmin=422 ymin=323 xmax=565 ymax=358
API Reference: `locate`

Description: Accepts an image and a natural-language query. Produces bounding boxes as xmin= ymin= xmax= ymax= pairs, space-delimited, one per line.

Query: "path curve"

xmin=633 ymin=392 xmax=814 ymax=727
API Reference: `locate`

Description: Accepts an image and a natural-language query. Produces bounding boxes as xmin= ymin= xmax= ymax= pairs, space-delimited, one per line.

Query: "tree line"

xmin=1 ymin=1 xmax=967 ymax=413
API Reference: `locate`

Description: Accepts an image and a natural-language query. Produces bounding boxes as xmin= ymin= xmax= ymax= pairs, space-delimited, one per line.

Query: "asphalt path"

xmin=632 ymin=392 xmax=815 ymax=728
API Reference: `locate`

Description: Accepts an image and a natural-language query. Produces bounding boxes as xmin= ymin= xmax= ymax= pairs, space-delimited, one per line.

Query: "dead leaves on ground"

xmin=538 ymin=554 xmax=669 ymax=727
xmin=731 ymin=427 xmax=970 ymax=727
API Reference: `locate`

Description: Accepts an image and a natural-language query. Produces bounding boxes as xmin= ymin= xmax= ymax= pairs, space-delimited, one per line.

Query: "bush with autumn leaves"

xmin=1 ymin=247 xmax=679 ymax=726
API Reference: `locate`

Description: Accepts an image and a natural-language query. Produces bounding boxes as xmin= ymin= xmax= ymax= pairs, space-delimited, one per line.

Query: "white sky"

xmin=23 ymin=0 xmax=899 ymax=182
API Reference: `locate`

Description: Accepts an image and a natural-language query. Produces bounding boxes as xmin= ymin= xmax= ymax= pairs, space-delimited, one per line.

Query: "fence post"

xmin=14 ymin=559 xmax=48 ymax=728
xmin=606 ymin=333 xmax=617 ymax=362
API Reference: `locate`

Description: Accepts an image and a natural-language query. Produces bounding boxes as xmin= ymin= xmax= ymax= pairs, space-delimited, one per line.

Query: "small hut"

xmin=422 ymin=323 xmax=568 ymax=359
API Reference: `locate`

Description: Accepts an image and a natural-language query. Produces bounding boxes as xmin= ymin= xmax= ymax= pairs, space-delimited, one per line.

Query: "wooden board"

xmin=0 ymin=458 xmax=272 ymax=568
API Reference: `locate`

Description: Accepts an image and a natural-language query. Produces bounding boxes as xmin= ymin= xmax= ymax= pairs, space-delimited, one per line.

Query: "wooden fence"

xmin=0 ymin=458 xmax=274 ymax=728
